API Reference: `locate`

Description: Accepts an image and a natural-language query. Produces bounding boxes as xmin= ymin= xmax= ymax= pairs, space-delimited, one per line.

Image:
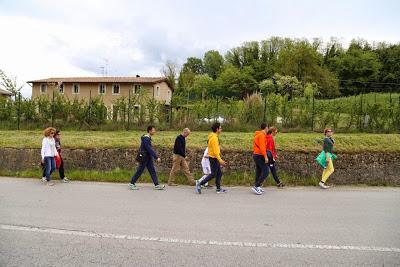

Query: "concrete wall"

xmin=1 ymin=147 xmax=399 ymax=185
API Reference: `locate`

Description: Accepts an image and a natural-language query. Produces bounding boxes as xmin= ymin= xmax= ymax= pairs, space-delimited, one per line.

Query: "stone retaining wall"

xmin=0 ymin=147 xmax=399 ymax=185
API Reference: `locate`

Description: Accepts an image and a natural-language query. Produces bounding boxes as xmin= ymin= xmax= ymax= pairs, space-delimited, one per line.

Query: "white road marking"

xmin=1 ymin=224 xmax=399 ymax=253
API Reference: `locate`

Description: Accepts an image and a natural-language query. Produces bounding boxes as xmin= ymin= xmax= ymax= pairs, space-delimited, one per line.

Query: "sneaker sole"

xmin=251 ymin=188 xmax=262 ymax=195
xmin=155 ymin=186 xmax=165 ymax=190
xmin=319 ymin=184 xmax=329 ymax=189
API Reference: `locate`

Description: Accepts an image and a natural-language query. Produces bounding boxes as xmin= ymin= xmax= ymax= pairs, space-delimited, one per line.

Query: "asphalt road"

xmin=0 ymin=177 xmax=399 ymax=266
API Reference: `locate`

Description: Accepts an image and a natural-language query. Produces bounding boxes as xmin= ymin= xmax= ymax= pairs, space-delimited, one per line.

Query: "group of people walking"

xmin=40 ymin=123 xmax=336 ymax=193
xmin=40 ymin=127 xmax=69 ymax=186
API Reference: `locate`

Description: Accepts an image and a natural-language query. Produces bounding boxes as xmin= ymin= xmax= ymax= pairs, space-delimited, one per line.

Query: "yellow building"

xmin=28 ymin=76 xmax=173 ymax=109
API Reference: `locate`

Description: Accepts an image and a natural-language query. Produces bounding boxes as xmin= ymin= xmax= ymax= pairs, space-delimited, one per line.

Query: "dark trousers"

xmin=199 ymin=157 xmax=222 ymax=190
xmin=268 ymin=162 xmax=281 ymax=184
xmin=131 ymin=158 xmax=159 ymax=185
xmin=43 ymin=156 xmax=56 ymax=181
xmin=42 ymin=158 xmax=65 ymax=179
xmin=253 ymin=154 xmax=269 ymax=187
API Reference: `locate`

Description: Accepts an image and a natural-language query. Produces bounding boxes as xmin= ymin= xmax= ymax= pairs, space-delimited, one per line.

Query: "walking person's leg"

xmin=50 ymin=157 xmax=56 ymax=176
xmin=200 ymin=159 xmax=217 ymax=186
xmin=41 ymin=162 xmax=46 ymax=181
xmin=199 ymin=166 xmax=211 ymax=187
xmin=269 ymin=163 xmax=283 ymax=186
xmin=168 ymin=154 xmax=180 ymax=186
xmin=197 ymin=158 xmax=217 ymax=194
xmin=252 ymin=155 xmax=266 ymax=194
xmin=253 ymin=155 xmax=262 ymax=187
xmin=215 ymin=162 xmax=225 ymax=193
xmin=130 ymin=161 xmax=147 ymax=189
xmin=58 ymin=158 xmax=65 ymax=179
xmin=181 ymin=157 xmax=195 ymax=185
xmin=321 ymin=160 xmax=334 ymax=183
xmin=44 ymin=157 xmax=56 ymax=186
xmin=259 ymin=161 xmax=269 ymax=187
xmin=147 ymin=159 xmax=165 ymax=190
xmin=44 ymin=157 xmax=52 ymax=181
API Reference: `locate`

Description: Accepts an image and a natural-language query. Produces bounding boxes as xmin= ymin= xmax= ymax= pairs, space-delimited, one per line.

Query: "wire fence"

xmin=0 ymin=91 xmax=399 ymax=132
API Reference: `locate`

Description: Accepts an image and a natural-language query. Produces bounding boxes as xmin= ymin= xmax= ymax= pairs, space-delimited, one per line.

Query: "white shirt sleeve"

xmin=41 ymin=138 xmax=46 ymax=160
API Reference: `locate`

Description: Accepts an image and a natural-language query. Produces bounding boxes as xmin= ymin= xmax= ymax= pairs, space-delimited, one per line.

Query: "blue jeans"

xmin=130 ymin=158 xmax=159 ymax=185
xmin=253 ymin=154 xmax=269 ymax=187
xmin=44 ymin=156 xmax=56 ymax=181
xmin=199 ymin=157 xmax=222 ymax=190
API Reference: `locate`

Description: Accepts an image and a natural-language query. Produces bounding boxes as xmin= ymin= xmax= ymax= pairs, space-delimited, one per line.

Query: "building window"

xmin=112 ymin=84 xmax=120 ymax=95
xmin=72 ymin=83 xmax=80 ymax=94
xmin=156 ymin=86 xmax=160 ymax=97
xmin=134 ymin=84 xmax=141 ymax=94
xmin=40 ymin=84 xmax=47 ymax=94
xmin=59 ymin=84 xmax=64 ymax=94
xmin=99 ymin=83 xmax=106 ymax=95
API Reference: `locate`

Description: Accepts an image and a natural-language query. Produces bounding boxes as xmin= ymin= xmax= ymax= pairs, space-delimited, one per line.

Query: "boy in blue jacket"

xmin=129 ymin=125 xmax=165 ymax=190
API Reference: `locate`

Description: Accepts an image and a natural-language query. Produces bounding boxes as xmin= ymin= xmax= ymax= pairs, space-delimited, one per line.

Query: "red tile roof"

xmin=27 ymin=76 xmax=168 ymax=84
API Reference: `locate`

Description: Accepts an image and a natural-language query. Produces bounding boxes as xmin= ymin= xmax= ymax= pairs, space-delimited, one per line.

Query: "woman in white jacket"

xmin=41 ymin=127 xmax=58 ymax=186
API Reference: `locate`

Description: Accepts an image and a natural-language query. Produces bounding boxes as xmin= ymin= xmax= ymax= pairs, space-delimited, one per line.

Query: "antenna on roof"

xmin=100 ymin=66 xmax=105 ymax=76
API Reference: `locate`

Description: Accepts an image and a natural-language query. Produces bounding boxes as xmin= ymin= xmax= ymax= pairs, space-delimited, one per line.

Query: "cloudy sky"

xmin=0 ymin=0 xmax=399 ymax=97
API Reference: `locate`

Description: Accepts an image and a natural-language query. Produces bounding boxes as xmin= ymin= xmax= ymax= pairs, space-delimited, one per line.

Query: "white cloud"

xmin=0 ymin=0 xmax=399 ymax=98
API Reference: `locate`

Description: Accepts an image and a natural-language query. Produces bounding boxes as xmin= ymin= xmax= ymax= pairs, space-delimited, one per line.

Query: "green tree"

xmin=178 ymin=57 xmax=205 ymax=95
xmin=259 ymin=79 xmax=275 ymax=95
xmin=204 ymin=50 xmax=224 ymax=80
xmin=375 ymin=43 xmax=400 ymax=89
xmin=161 ymin=60 xmax=178 ymax=90
xmin=215 ymin=65 xmax=258 ymax=98
xmin=182 ymin=57 xmax=204 ymax=74
xmin=192 ymin=74 xmax=215 ymax=99
xmin=328 ymin=41 xmax=382 ymax=95
xmin=273 ymin=73 xmax=303 ymax=99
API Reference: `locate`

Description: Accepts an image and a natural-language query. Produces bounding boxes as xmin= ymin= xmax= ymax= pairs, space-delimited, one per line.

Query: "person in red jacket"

xmin=252 ymin=122 xmax=269 ymax=195
xmin=265 ymin=126 xmax=284 ymax=188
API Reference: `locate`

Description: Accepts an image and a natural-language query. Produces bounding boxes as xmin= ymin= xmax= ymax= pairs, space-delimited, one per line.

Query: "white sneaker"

xmin=41 ymin=177 xmax=46 ymax=182
xmin=319 ymin=181 xmax=330 ymax=189
xmin=257 ymin=187 xmax=265 ymax=193
xmin=252 ymin=186 xmax=262 ymax=195
xmin=62 ymin=177 xmax=70 ymax=183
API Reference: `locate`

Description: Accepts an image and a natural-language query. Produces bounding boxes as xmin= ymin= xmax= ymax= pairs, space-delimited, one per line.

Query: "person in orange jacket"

xmin=252 ymin=122 xmax=269 ymax=195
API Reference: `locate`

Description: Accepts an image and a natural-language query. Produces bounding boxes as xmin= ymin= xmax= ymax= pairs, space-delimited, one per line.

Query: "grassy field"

xmin=318 ymin=92 xmax=400 ymax=106
xmin=0 ymin=130 xmax=399 ymax=152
